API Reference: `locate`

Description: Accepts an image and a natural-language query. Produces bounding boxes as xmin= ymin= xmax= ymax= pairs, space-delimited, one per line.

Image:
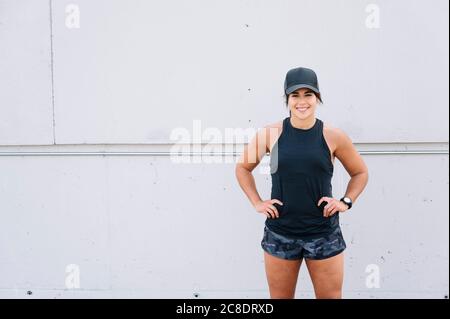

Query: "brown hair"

xmin=284 ymin=91 xmax=323 ymax=106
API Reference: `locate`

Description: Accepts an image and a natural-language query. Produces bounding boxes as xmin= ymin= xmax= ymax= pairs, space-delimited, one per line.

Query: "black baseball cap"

xmin=284 ymin=67 xmax=320 ymax=95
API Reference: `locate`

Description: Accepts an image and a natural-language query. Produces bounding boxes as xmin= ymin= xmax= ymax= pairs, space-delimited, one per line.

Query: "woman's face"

xmin=288 ymin=88 xmax=318 ymax=118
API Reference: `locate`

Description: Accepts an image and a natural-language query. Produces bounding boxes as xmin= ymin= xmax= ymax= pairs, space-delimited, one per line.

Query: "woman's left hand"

xmin=318 ymin=196 xmax=349 ymax=217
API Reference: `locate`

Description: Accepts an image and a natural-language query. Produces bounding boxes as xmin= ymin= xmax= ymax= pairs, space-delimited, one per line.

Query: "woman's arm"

xmin=235 ymin=126 xmax=283 ymax=219
xmin=235 ymin=127 xmax=269 ymax=207
xmin=334 ymin=128 xmax=369 ymax=204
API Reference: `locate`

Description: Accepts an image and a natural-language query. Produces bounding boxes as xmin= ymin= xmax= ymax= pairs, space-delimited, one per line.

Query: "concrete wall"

xmin=0 ymin=0 xmax=448 ymax=298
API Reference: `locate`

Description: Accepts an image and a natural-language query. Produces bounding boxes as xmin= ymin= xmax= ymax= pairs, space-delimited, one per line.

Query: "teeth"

xmin=297 ymin=107 xmax=309 ymax=111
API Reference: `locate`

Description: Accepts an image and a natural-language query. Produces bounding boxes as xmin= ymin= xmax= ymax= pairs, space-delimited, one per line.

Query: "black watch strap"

xmin=340 ymin=196 xmax=352 ymax=209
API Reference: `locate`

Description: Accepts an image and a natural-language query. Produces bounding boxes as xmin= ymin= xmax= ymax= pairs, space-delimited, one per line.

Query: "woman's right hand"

xmin=254 ymin=199 xmax=283 ymax=219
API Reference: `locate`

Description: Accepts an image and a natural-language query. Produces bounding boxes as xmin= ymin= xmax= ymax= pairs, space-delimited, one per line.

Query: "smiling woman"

xmin=235 ymin=66 xmax=369 ymax=299
xmin=284 ymin=67 xmax=323 ymax=128
xmin=286 ymin=87 xmax=323 ymax=106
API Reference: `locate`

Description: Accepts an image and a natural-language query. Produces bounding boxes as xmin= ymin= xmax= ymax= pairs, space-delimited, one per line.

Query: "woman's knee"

xmin=315 ymin=290 xmax=342 ymax=299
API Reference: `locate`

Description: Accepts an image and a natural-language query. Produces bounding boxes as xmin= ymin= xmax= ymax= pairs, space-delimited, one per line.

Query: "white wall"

xmin=0 ymin=0 xmax=448 ymax=298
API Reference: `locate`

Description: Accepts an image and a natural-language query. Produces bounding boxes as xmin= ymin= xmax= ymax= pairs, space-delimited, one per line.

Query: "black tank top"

xmin=265 ymin=116 xmax=339 ymax=239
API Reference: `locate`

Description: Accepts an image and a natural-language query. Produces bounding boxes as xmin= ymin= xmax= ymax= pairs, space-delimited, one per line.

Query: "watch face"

xmin=342 ymin=197 xmax=352 ymax=208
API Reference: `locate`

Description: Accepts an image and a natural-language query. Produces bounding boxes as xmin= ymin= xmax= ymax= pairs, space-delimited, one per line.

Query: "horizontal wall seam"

xmin=0 ymin=150 xmax=448 ymax=156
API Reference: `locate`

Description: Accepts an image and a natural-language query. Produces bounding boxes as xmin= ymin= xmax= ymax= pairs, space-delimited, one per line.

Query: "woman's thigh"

xmin=264 ymin=251 xmax=303 ymax=299
xmin=305 ymin=251 xmax=344 ymax=299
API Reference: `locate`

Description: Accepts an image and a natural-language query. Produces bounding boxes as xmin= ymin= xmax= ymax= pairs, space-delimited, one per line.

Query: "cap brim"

xmin=285 ymin=84 xmax=320 ymax=95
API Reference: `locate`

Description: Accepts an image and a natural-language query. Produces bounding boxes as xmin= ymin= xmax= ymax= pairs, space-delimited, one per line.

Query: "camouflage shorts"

xmin=261 ymin=226 xmax=346 ymax=260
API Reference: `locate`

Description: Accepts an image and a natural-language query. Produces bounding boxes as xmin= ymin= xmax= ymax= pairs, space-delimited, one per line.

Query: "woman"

xmin=235 ymin=67 xmax=369 ymax=299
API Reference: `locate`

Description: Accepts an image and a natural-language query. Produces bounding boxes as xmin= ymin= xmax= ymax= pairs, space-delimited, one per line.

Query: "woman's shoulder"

xmin=322 ymin=121 xmax=352 ymax=151
xmin=264 ymin=119 xmax=284 ymax=130
xmin=264 ymin=119 xmax=284 ymax=138
xmin=263 ymin=119 xmax=284 ymax=153
xmin=323 ymin=121 xmax=349 ymax=137
xmin=323 ymin=120 xmax=337 ymax=133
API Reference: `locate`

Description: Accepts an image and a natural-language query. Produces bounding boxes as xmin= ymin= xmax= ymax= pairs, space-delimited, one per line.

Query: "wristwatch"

xmin=340 ymin=196 xmax=353 ymax=209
